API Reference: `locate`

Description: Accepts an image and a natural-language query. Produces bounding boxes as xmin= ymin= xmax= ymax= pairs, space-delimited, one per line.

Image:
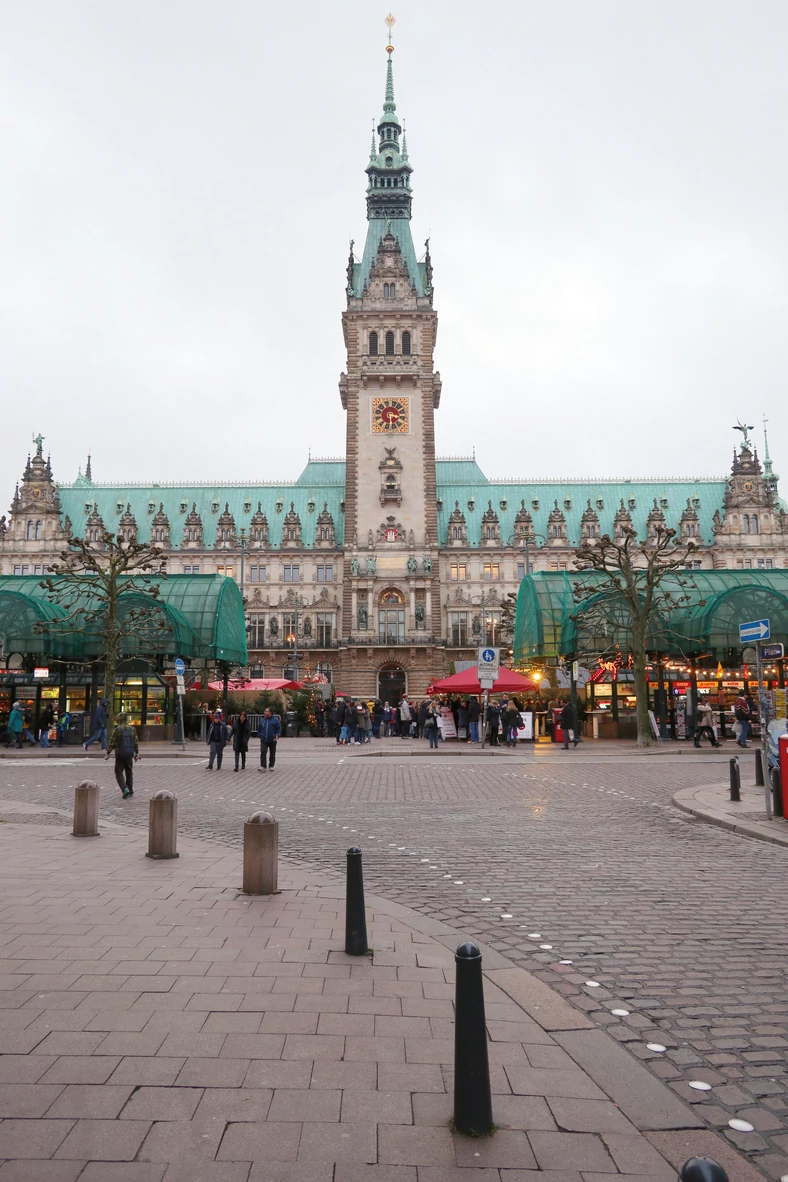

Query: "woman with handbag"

xmin=424 ymin=700 xmax=440 ymax=749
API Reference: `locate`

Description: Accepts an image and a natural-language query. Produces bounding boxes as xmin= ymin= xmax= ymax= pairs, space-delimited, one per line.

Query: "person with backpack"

xmin=56 ymin=709 xmax=70 ymax=747
xmin=733 ymin=692 xmax=751 ymax=748
xmin=257 ymin=707 xmax=282 ymax=770
xmin=232 ymin=711 xmax=251 ymax=771
xmin=206 ymin=711 xmax=229 ymax=770
xmin=504 ymin=700 xmax=522 ymax=748
xmin=104 ymin=712 xmax=139 ymax=798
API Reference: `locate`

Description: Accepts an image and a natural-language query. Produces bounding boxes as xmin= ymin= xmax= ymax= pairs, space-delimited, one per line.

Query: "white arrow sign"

xmin=739 ymin=619 xmax=770 ymax=642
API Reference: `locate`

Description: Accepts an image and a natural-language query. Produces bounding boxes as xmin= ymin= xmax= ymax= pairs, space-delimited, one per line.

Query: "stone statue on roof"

xmin=734 ymin=421 xmax=755 ymax=449
xmin=407 ymin=555 xmax=417 ymax=573
xmin=366 ymin=555 xmax=377 ymax=574
xmin=32 ymin=433 xmax=44 ymax=456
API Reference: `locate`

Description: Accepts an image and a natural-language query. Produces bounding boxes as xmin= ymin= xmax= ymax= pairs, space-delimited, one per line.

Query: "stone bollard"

xmin=72 ymin=779 xmax=100 ymax=838
xmin=147 ymin=790 xmax=179 ymax=860
xmin=453 ymin=941 xmax=493 ymax=1137
xmin=755 ymin=748 xmax=765 ymax=787
xmin=678 ymin=1157 xmax=728 ymax=1182
xmin=243 ymin=811 xmax=279 ymax=895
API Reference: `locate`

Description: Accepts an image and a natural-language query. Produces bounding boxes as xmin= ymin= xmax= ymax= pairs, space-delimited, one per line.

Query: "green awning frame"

xmin=514 ymin=570 xmax=788 ymax=662
xmin=0 ymin=574 xmax=247 ymax=666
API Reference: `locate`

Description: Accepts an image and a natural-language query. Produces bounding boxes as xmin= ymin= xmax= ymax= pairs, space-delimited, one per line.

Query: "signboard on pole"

xmin=761 ymin=642 xmax=784 ymax=660
xmin=476 ymin=646 xmax=500 ymax=685
xmin=739 ymin=619 xmax=770 ymax=643
xmin=175 ymin=658 xmax=185 ymax=677
xmin=176 ymin=676 xmax=185 ymax=695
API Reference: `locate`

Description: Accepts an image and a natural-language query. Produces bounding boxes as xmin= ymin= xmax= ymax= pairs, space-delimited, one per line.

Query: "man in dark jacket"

xmin=257 ymin=708 xmax=282 ymax=771
xmin=417 ymin=699 xmax=430 ymax=739
xmin=233 ymin=711 xmax=251 ymax=771
xmin=467 ymin=696 xmax=480 ymax=744
xmin=315 ymin=700 xmax=325 ymax=737
xmin=334 ymin=699 xmax=346 ymax=744
xmin=206 ymin=712 xmax=229 ymax=770
xmin=559 ymin=700 xmax=578 ymax=748
xmin=84 ymin=697 xmax=109 ymax=751
xmin=105 ymin=713 xmax=139 ymax=798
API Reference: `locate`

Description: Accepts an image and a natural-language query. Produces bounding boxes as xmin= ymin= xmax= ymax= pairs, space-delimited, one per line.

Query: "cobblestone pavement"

xmin=5 ymin=743 xmax=788 ymax=1178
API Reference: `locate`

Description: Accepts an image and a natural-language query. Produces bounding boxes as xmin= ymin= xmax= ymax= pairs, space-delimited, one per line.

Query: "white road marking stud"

xmin=646 ymin=1043 xmax=666 ymax=1052
xmin=526 ymin=933 xmax=541 ymax=939
xmin=585 ymin=981 xmax=600 ymax=988
xmin=501 ymin=913 xmax=513 ymax=919
xmin=688 ymin=1081 xmax=712 ymax=1091
xmin=539 ymin=944 xmax=553 ymax=950
xmin=729 ymin=1118 xmax=754 ymax=1132
xmin=559 ymin=960 xmax=573 ymax=965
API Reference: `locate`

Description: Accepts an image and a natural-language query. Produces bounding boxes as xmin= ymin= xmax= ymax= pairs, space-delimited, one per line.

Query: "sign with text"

xmin=761 ymin=643 xmax=784 ymax=660
xmin=739 ymin=619 xmax=770 ymax=643
xmin=476 ymin=646 xmax=500 ymax=686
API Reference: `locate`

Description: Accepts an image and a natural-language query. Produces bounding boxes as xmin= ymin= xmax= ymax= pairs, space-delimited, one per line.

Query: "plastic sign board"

xmin=33 ymin=667 xmax=49 ymax=679
xmin=739 ymin=619 xmax=770 ymax=643
xmin=175 ymin=658 xmax=186 ymax=677
xmin=176 ymin=675 xmax=185 ymax=696
xmin=477 ymin=646 xmax=500 ymax=683
xmin=761 ymin=642 xmax=784 ymax=660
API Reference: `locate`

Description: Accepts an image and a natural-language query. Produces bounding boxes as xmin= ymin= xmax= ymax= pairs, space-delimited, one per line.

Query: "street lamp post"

xmin=506 ymin=530 xmax=547 ymax=576
xmin=286 ymin=596 xmax=310 ymax=684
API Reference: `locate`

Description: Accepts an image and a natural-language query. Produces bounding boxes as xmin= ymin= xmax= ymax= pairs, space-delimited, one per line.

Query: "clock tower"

xmin=339 ymin=36 xmax=442 ymax=644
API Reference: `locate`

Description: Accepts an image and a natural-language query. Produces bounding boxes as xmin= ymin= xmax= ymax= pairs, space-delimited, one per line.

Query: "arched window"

xmin=485 ymin=525 xmax=496 ymax=540
xmin=752 ymin=514 xmax=759 ymax=534
xmin=383 ymin=284 xmax=388 ymax=298
xmin=369 ymin=331 xmax=378 ymax=356
xmin=402 ymin=331 xmax=411 ymax=355
xmin=743 ymin=514 xmax=750 ymax=534
xmin=26 ymin=521 xmax=33 ymax=540
xmin=389 ymin=283 xmax=395 ymax=299
xmin=452 ymin=526 xmax=462 ymax=540
xmin=35 ymin=521 xmax=42 ymax=540
xmin=385 ymin=331 xmax=395 ymax=356
xmin=551 ymin=525 xmax=560 ymax=538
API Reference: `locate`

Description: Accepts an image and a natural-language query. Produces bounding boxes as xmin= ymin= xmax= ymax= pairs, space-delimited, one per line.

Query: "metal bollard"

xmin=754 ymin=748 xmax=765 ymax=787
xmin=770 ymin=766 xmax=784 ymax=817
xmin=242 ymin=811 xmax=279 ymax=895
xmin=345 ymin=846 xmax=368 ymax=956
xmin=72 ymin=779 xmax=100 ymax=838
xmin=729 ymin=757 xmax=741 ymax=802
xmin=678 ymin=1157 xmax=729 ymax=1182
xmin=453 ymin=941 xmax=493 ymax=1137
xmin=147 ymin=790 xmax=178 ymax=859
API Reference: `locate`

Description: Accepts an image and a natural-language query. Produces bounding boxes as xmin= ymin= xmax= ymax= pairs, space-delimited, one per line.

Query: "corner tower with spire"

xmin=339 ymin=18 xmax=442 ymax=648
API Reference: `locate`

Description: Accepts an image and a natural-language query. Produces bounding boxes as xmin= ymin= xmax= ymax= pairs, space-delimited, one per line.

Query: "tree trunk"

xmin=631 ymin=619 xmax=655 ymax=747
xmin=104 ymin=585 xmax=119 ymax=735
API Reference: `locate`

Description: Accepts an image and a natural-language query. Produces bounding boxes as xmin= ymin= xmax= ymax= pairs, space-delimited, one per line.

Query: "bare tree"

xmin=573 ymin=524 xmax=698 ymax=747
xmin=39 ymin=527 xmax=168 ymax=732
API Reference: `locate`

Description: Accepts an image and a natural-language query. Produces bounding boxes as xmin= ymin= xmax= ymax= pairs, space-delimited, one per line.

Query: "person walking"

xmin=417 ymin=698 xmax=430 ymax=739
xmin=424 ymin=699 xmax=440 ymax=749
xmin=372 ymin=699 xmax=384 ymax=738
xmin=206 ymin=711 xmax=229 ymax=770
xmin=694 ymin=700 xmax=720 ymax=748
xmin=83 ymin=697 xmax=109 ymax=751
xmin=56 ymin=709 xmax=70 ymax=747
xmin=257 ymin=707 xmax=281 ymax=770
xmin=334 ymin=699 xmax=346 ymax=744
xmin=381 ymin=701 xmax=391 ymax=737
xmin=39 ymin=703 xmax=54 ymax=748
xmin=360 ymin=702 xmax=372 ymax=743
xmin=504 ymin=700 xmax=521 ymax=747
xmin=486 ymin=699 xmax=501 ymax=746
xmin=399 ymin=696 xmax=411 ymax=738
xmin=467 ymin=695 xmax=480 ymax=744
xmin=233 ymin=711 xmax=251 ymax=770
xmin=559 ymin=700 xmax=579 ymax=748
xmin=6 ymin=702 xmax=24 ymax=749
xmin=315 ymin=699 xmax=325 ymax=737
xmin=733 ymin=691 xmax=751 ymax=748
xmin=104 ymin=712 xmax=139 ymax=798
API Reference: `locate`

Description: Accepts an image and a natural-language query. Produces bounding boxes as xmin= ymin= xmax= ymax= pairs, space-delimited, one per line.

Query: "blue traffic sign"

xmin=175 ymin=658 xmax=185 ymax=676
xmin=761 ymin=642 xmax=784 ymax=660
xmin=739 ymin=619 xmax=770 ymax=643
xmin=480 ymin=648 xmax=496 ymax=664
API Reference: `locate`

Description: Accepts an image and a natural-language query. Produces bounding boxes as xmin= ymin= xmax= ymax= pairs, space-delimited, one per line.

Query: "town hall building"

xmin=1 ymin=42 xmax=786 ymax=703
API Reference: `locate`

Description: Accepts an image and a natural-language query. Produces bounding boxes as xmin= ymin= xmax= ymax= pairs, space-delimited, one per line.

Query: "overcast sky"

xmin=3 ymin=0 xmax=787 ymax=512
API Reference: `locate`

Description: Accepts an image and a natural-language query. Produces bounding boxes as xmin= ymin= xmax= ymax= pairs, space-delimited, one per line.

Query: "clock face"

xmin=372 ymin=396 xmax=409 ymax=434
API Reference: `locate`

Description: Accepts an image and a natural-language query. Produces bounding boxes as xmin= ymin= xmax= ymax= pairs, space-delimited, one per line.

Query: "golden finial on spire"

xmin=385 ymin=13 xmax=395 ymax=54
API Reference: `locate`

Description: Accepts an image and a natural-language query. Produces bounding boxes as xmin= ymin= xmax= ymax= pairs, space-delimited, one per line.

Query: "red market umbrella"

xmin=426 ymin=667 xmax=536 ymax=695
xmin=206 ymin=678 xmax=302 ymax=692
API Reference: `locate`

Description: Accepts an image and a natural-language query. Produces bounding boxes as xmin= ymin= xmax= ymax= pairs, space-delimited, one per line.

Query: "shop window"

xmin=402 ymin=331 xmax=411 ymax=355
xmin=316 ymin=613 xmax=333 ymax=645
xmin=450 ymin=563 xmax=466 ymax=581
xmin=385 ymin=331 xmax=395 ymax=356
xmin=450 ymin=611 xmax=468 ymax=646
xmin=369 ymin=332 xmax=378 ymax=356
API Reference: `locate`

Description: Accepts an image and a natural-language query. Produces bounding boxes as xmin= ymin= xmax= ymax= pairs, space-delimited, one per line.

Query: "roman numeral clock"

xmin=371 ymin=396 xmax=409 ymax=433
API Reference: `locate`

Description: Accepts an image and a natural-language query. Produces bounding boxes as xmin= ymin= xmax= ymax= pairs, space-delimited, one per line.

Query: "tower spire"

xmin=763 ymin=413 xmax=778 ymax=487
xmin=85 ymin=449 xmax=92 ymax=483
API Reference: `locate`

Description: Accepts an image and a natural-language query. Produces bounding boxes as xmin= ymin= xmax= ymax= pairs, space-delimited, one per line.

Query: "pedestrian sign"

xmin=477 ymin=646 xmax=500 ymax=688
xmin=739 ymin=619 xmax=770 ymax=643
xmin=175 ymin=658 xmax=185 ymax=676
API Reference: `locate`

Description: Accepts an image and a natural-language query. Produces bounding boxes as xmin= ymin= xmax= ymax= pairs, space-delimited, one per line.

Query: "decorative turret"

xmin=315 ymin=503 xmax=336 ymax=547
xmin=613 ymin=500 xmax=634 ymax=538
xmin=646 ymin=498 xmax=666 ymax=542
xmin=281 ymin=503 xmax=302 ymax=548
xmin=481 ymin=500 xmax=500 ymax=546
xmin=547 ymin=501 xmax=567 ymax=543
xmin=182 ymin=504 xmax=203 ymax=548
xmin=249 ymin=502 xmax=269 ymax=548
xmin=3 ymin=439 xmax=67 ymax=548
xmin=580 ymin=500 xmax=599 ymax=540
xmin=448 ymin=502 xmax=467 ymax=546
xmin=513 ymin=499 xmax=534 ymax=543
xmin=151 ymin=504 xmax=170 ymax=547
xmin=364 ymin=29 xmax=413 ymax=225
xmin=118 ymin=504 xmax=138 ymax=543
xmin=215 ymin=503 xmax=236 ymax=549
xmin=680 ymin=499 xmax=699 ymax=540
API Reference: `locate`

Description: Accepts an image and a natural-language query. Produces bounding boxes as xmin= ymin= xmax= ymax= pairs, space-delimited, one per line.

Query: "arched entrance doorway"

xmin=378 ymin=663 xmax=406 ymax=705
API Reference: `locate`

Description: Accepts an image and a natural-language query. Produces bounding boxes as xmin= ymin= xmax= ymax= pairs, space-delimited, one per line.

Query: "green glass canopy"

xmin=514 ymin=570 xmax=788 ymax=662
xmin=0 ymin=574 xmax=247 ymax=666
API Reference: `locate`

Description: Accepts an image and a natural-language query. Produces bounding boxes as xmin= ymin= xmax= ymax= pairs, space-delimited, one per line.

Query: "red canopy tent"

xmin=427 ymin=667 xmax=536 ymax=695
xmin=206 ymin=678 xmax=302 ymax=693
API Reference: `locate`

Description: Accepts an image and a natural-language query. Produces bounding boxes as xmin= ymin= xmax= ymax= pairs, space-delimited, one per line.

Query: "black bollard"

xmin=755 ymin=748 xmax=765 ymax=787
xmin=729 ymin=757 xmax=741 ymax=802
xmin=770 ymin=766 xmax=784 ymax=817
xmin=453 ymin=941 xmax=493 ymax=1137
xmin=678 ymin=1156 xmax=729 ymax=1182
xmin=345 ymin=846 xmax=368 ymax=956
